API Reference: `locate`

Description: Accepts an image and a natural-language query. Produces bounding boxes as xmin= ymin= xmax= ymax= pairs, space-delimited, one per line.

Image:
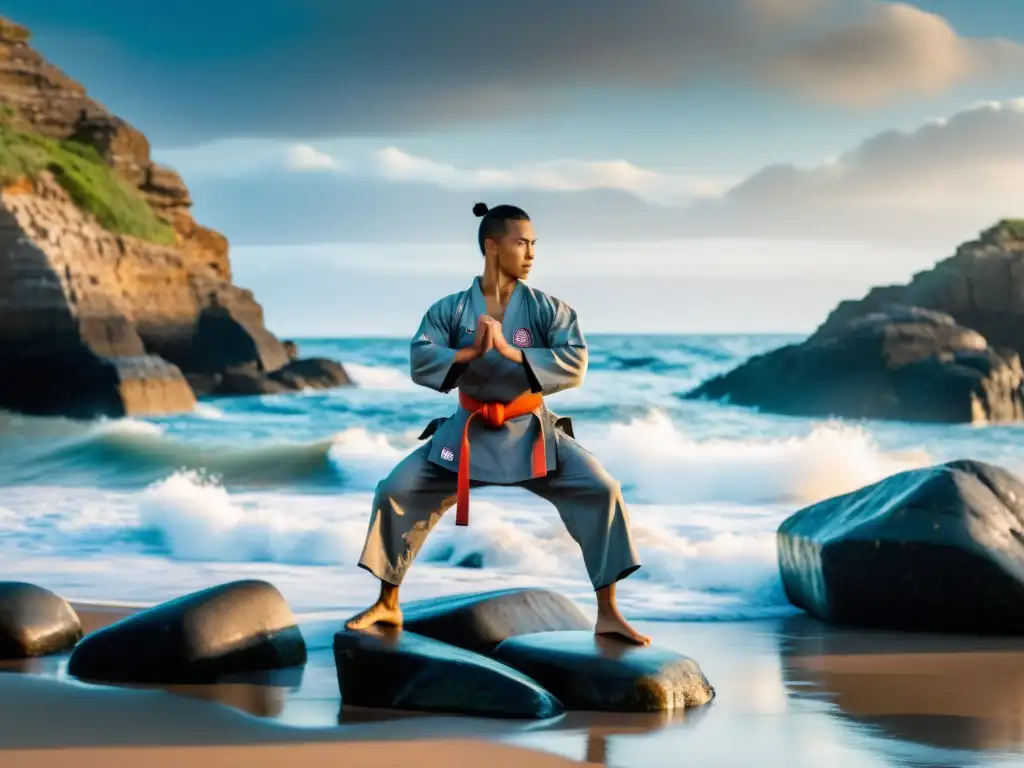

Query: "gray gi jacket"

xmin=411 ymin=276 xmax=585 ymax=483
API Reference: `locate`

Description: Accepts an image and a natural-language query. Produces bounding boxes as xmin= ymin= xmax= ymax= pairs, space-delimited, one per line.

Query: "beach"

xmin=5 ymin=335 xmax=1024 ymax=767
xmin=2 ymin=603 xmax=1024 ymax=767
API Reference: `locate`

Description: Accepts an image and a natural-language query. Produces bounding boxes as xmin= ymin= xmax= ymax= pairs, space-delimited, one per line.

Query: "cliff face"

xmin=815 ymin=220 xmax=1024 ymax=358
xmin=0 ymin=18 xmax=349 ymax=418
xmin=683 ymin=221 xmax=1024 ymax=425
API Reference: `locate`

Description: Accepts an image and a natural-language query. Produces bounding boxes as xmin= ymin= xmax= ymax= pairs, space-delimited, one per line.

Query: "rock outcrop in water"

xmin=0 ymin=16 xmax=352 ymax=419
xmin=777 ymin=459 xmax=1024 ymax=634
xmin=683 ymin=221 xmax=1024 ymax=424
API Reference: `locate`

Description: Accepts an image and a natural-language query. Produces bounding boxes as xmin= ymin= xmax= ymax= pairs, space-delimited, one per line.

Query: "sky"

xmin=9 ymin=0 xmax=1024 ymax=335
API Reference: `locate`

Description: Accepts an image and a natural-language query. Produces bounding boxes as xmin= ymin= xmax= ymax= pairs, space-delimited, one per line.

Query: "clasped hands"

xmin=471 ymin=315 xmax=522 ymax=362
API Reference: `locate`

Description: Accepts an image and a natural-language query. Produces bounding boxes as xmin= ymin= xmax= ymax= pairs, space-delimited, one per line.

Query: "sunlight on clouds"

xmin=765 ymin=2 xmax=1024 ymax=107
xmin=282 ymin=144 xmax=737 ymax=205
xmin=284 ymin=144 xmax=342 ymax=171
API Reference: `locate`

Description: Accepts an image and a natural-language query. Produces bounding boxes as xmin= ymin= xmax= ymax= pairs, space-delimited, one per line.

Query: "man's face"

xmin=488 ymin=219 xmax=537 ymax=280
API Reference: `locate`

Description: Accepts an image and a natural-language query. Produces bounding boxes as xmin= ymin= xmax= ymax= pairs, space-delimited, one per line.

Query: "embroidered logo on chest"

xmin=512 ymin=328 xmax=533 ymax=347
xmin=440 ymin=447 xmax=454 ymax=462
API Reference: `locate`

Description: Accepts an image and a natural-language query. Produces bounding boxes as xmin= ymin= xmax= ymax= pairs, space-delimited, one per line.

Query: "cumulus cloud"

xmin=191 ymin=98 xmax=1024 ymax=249
xmin=21 ymin=0 xmax=1024 ymax=144
xmin=681 ymin=97 xmax=1024 ymax=244
xmin=279 ymin=145 xmax=735 ymax=205
xmin=765 ymin=2 xmax=1024 ymax=106
xmin=284 ymin=144 xmax=341 ymax=172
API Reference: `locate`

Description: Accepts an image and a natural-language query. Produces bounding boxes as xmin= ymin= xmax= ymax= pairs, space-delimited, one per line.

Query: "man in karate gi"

xmin=345 ymin=202 xmax=649 ymax=645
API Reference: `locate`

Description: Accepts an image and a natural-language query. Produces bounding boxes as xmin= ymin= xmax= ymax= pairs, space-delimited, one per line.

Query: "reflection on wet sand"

xmin=337 ymin=698 xmax=700 ymax=764
xmin=777 ymin=614 xmax=1024 ymax=755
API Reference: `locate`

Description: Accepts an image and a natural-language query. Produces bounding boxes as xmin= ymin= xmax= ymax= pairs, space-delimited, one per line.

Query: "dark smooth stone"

xmin=402 ymin=587 xmax=592 ymax=655
xmin=0 ymin=582 xmax=82 ymax=659
xmin=67 ymin=580 xmax=306 ymax=683
xmin=492 ymin=630 xmax=716 ymax=712
xmin=778 ymin=459 xmax=1024 ymax=634
xmin=333 ymin=627 xmax=563 ymax=719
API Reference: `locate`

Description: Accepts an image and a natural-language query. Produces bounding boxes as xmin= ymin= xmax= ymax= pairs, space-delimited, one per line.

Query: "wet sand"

xmin=3 ymin=603 xmax=1024 ymax=767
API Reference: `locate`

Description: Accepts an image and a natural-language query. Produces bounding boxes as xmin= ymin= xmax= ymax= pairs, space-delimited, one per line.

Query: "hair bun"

xmin=472 ymin=202 xmax=489 ymax=217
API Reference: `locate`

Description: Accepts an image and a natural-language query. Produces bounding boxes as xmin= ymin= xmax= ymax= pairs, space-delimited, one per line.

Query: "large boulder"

xmin=66 ymin=580 xmax=306 ymax=683
xmin=683 ymin=305 xmax=1024 ymax=423
xmin=0 ymin=582 xmax=82 ymax=658
xmin=333 ymin=627 xmax=563 ymax=719
xmin=778 ymin=459 xmax=1024 ymax=634
xmin=492 ymin=630 xmax=715 ymax=712
xmin=401 ymin=588 xmax=593 ymax=655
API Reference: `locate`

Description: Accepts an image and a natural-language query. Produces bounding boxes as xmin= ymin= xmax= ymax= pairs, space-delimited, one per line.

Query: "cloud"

xmin=680 ymin=97 xmax=1024 ymax=243
xmin=18 ymin=0 xmax=1024 ymax=144
xmin=279 ymin=145 xmax=735 ymax=205
xmin=178 ymin=98 xmax=1024 ymax=250
xmin=284 ymin=144 xmax=341 ymax=172
xmin=764 ymin=2 xmax=1024 ymax=107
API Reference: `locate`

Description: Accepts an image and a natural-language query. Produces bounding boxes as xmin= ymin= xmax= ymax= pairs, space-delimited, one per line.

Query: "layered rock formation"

xmin=0 ymin=17 xmax=351 ymax=419
xmin=684 ymin=221 xmax=1024 ymax=424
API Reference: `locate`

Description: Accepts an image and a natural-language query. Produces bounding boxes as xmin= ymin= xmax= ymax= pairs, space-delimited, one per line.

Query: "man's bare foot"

xmin=344 ymin=599 xmax=403 ymax=631
xmin=345 ymin=580 xmax=402 ymax=631
xmin=593 ymin=582 xmax=650 ymax=646
xmin=595 ymin=609 xmax=650 ymax=646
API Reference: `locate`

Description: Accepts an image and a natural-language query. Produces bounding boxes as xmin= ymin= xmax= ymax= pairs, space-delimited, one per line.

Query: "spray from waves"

xmin=344 ymin=363 xmax=415 ymax=391
xmin=117 ymin=470 xmax=792 ymax=619
xmin=0 ymin=415 xmax=404 ymax=490
xmin=590 ymin=410 xmax=932 ymax=506
xmin=0 ymin=405 xmax=941 ymax=620
xmin=136 ymin=471 xmax=370 ymax=564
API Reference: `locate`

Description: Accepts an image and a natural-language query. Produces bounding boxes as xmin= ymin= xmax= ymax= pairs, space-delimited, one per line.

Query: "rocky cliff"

xmin=814 ymin=220 xmax=1024 ymax=356
xmin=683 ymin=221 xmax=1024 ymax=424
xmin=0 ymin=17 xmax=351 ymax=418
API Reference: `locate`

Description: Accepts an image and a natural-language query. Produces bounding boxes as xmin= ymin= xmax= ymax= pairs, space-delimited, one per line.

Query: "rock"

xmin=283 ymin=340 xmax=298 ymax=360
xmin=683 ymin=304 xmax=1024 ymax=423
xmin=492 ymin=631 xmax=715 ymax=712
xmin=0 ymin=582 xmax=82 ymax=658
xmin=777 ymin=459 xmax=1024 ymax=634
xmin=401 ymin=588 xmax=593 ymax=655
xmin=66 ymin=580 xmax=306 ymax=683
xmin=0 ymin=17 xmax=30 ymax=43
xmin=269 ymin=358 xmax=353 ymax=389
xmin=215 ymin=369 xmax=290 ymax=396
xmin=186 ymin=303 xmax=290 ymax=377
xmin=0 ymin=19 xmax=354 ymax=418
xmin=817 ymin=220 xmax=1024 ymax=359
xmin=0 ymin=350 xmax=195 ymax=419
xmin=333 ymin=627 xmax=563 ymax=719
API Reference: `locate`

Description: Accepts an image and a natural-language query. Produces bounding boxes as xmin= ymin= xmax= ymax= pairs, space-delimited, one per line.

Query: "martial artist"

xmin=346 ymin=202 xmax=649 ymax=645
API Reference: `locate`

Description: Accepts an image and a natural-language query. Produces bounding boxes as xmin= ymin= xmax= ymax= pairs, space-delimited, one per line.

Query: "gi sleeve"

xmin=521 ymin=297 xmax=588 ymax=396
xmin=410 ymin=299 xmax=465 ymax=393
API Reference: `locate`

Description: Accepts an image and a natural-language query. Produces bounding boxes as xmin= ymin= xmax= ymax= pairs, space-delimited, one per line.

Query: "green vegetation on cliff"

xmin=997 ymin=219 xmax=1024 ymax=239
xmin=0 ymin=114 xmax=175 ymax=245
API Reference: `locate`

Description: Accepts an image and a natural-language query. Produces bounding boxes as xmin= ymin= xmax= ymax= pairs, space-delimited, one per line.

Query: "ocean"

xmin=3 ymin=333 xmax=1023 ymax=622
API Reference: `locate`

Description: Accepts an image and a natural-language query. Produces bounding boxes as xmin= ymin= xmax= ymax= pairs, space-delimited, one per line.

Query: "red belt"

xmin=456 ymin=390 xmax=546 ymax=526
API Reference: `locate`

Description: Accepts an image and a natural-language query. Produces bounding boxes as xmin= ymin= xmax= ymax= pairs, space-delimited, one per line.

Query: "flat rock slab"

xmin=67 ymin=580 xmax=306 ymax=684
xmin=402 ymin=587 xmax=591 ymax=655
xmin=0 ymin=582 xmax=82 ymax=659
xmin=778 ymin=458 xmax=1024 ymax=633
xmin=333 ymin=627 xmax=563 ymax=719
xmin=492 ymin=630 xmax=716 ymax=712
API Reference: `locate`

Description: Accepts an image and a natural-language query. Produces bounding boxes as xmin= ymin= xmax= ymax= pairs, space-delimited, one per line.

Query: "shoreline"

xmin=1 ymin=602 xmax=1023 ymax=766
